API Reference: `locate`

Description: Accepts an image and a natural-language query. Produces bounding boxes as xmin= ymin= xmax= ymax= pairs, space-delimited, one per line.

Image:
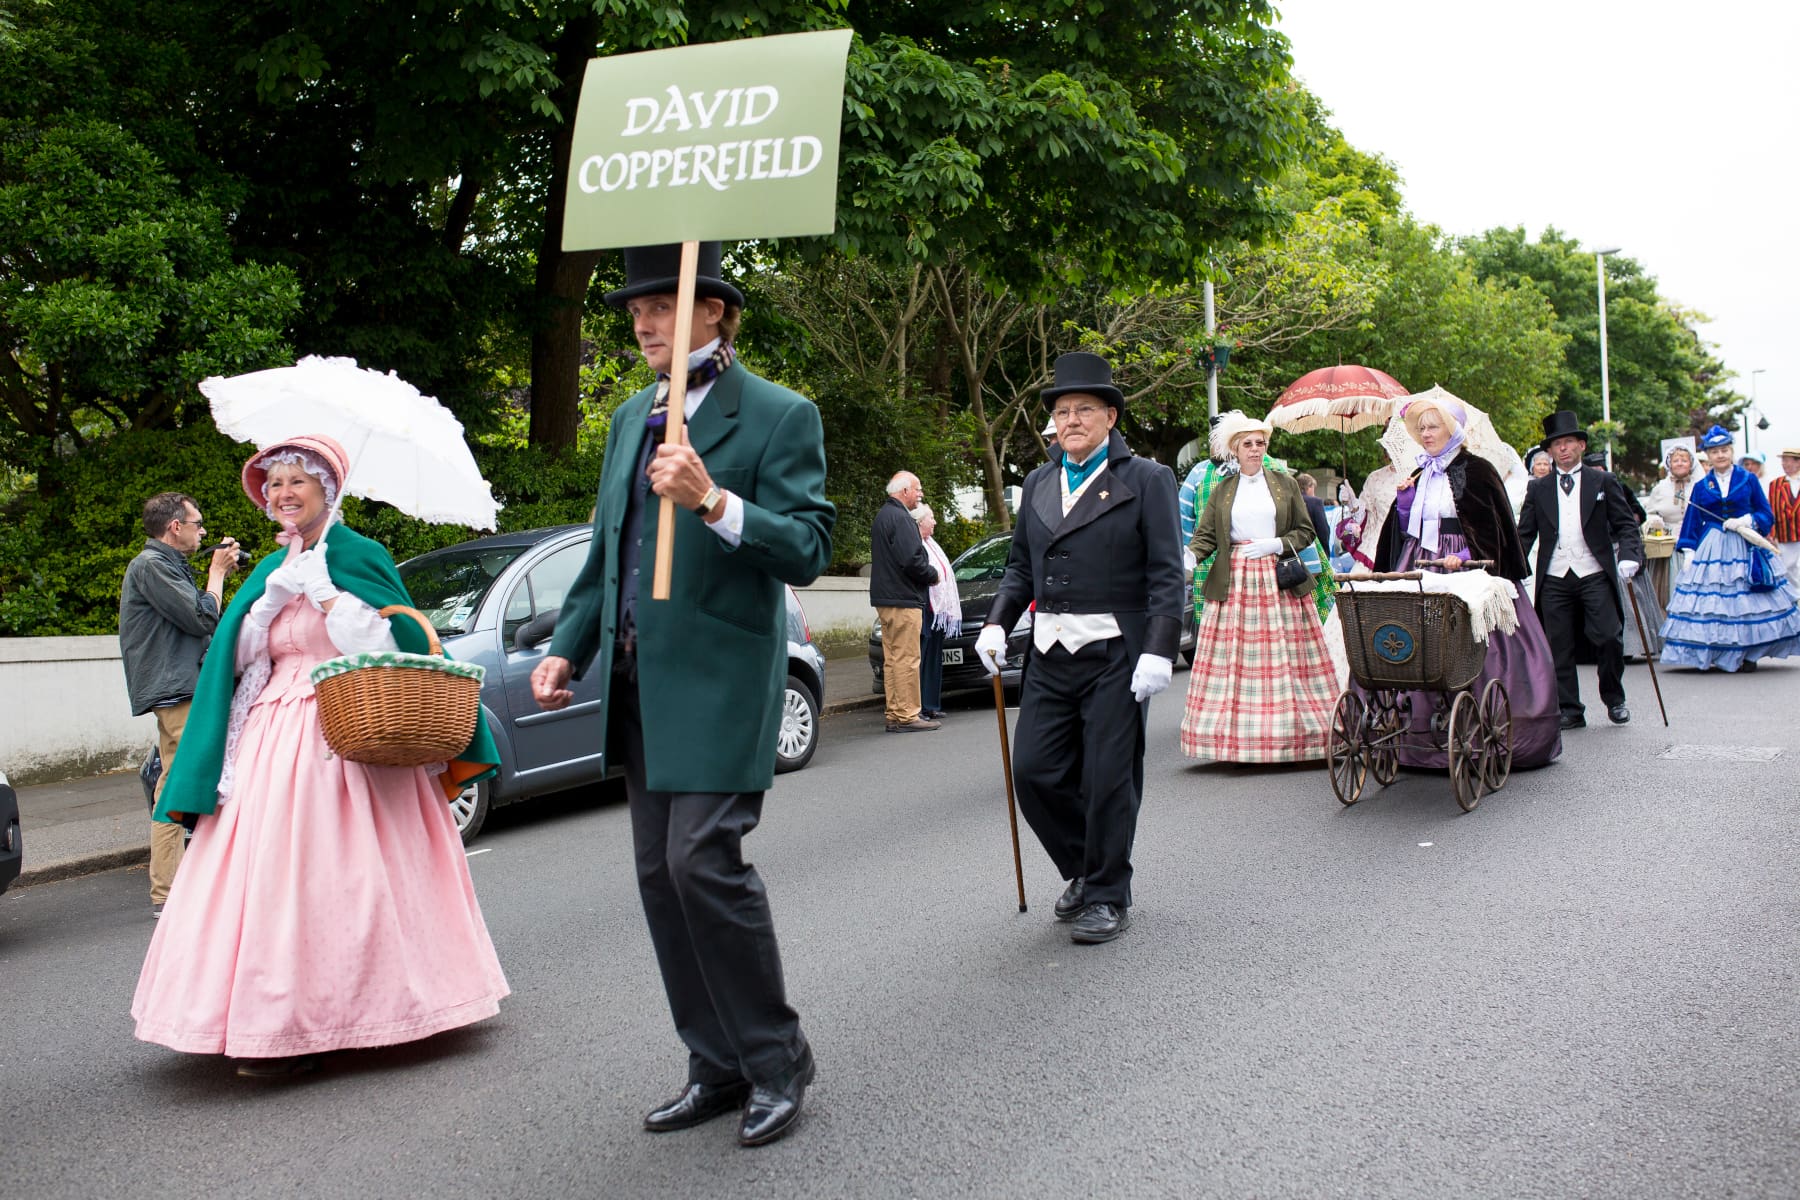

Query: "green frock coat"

xmin=547 ymin=363 xmax=835 ymax=794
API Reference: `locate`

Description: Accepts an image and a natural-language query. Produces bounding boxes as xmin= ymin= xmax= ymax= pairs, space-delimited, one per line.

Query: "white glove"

xmin=292 ymin=544 xmax=340 ymax=609
xmin=975 ymin=624 xmax=1008 ymax=676
xmin=248 ymin=555 xmax=306 ymax=628
xmin=1130 ymin=654 xmax=1173 ymax=702
xmin=1724 ymin=515 xmax=1751 ymax=534
xmin=1645 ymin=515 xmax=1666 ymax=532
xmin=1183 ymin=547 xmax=1197 ymax=574
xmin=1618 ymin=559 xmax=1639 ymax=580
xmin=1241 ymin=538 xmax=1284 ymax=560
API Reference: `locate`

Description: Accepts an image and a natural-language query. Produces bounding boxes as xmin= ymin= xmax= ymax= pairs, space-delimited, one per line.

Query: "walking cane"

xmin=1624 ymin=580 xmax=1669 ymax=727
xmin=988 ymin=654 xmax=1028 ymax=913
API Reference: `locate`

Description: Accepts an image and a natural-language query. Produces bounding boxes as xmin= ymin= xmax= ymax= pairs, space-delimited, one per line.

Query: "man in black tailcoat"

xmin=974 ymin=351 xmax=1184 ymax=944
xmin=1517 ymin=410 xmax=1645 ymax=728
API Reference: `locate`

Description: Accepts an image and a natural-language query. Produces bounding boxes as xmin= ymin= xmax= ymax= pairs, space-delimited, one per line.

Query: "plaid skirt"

xmin=1179 ymin=548 xmax=1338 ymax=763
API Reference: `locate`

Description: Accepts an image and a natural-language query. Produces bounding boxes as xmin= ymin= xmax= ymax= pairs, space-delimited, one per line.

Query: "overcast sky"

xmin=1276 ymin=0 xmax=1799 ymax=465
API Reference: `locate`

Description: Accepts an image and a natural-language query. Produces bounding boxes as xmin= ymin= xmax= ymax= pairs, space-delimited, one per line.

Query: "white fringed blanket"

xmin=1339 ymin=571 xmax=1520 ymax=643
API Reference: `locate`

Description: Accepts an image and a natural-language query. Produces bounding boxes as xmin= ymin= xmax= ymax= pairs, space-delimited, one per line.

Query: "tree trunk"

xmin=528 ymin=17 xmax=605 ymax=452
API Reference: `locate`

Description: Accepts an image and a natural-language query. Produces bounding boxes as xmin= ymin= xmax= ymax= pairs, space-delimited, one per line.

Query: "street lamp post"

xmin=1749 ymin=368 xmax=1766 ymax=455
xmin=1594 ymin=246 xmax=1621 ymax=472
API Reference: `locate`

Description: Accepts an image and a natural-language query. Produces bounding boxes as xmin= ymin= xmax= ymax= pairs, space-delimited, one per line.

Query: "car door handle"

xmin=514 ymin=699 xmax=603 ymax=726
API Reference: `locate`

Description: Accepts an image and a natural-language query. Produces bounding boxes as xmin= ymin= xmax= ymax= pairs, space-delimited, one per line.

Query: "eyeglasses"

xmin=1052 ymin=404 xmax=1107 ymax=423
xmin=1237 ymin=437 xmax=1268 ymax=449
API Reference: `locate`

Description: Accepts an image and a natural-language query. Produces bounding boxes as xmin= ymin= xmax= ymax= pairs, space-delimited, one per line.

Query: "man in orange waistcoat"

xmin=1770 ymin=447 xmax=1800 ymax=592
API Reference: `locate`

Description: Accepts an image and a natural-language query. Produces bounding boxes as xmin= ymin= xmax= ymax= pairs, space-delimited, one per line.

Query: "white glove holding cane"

xmin=1724 ymin=515 xmax=1752 ymax=534
xmin=975 ymin=624 xmax=1009 ymax=677
xmin=1131 ymin=654 xmax=1173 ymax=702
xmin=1618 ymin=559 xmax=1640 ymax=581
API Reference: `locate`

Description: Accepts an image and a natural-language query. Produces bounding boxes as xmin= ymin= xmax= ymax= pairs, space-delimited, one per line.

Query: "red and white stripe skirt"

xmin=1178 ymin=548 xmax=1338 ymax=763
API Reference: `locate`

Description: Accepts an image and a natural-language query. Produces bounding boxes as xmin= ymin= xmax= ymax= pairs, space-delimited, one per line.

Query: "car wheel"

xmin=775 ymin=674 xmax=819 ymax=773
xmin=448 ymin=778 xmax=491 ymax=844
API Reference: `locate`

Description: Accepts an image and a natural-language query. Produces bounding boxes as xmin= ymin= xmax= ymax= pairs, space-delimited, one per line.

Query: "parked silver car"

xmin=398 ymin=525 xmax=825 ymax=842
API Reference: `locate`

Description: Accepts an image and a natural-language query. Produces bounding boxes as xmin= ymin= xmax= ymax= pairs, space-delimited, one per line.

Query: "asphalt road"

xmin=3 ymin=660 xmax=1797 ymax=1199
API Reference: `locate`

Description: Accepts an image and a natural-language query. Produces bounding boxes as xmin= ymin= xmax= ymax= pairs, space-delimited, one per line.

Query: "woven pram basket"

xmin=309 ymin=605 xmax=486 ymax=767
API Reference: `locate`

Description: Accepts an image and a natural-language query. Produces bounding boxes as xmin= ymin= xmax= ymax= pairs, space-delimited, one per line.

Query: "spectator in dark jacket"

xmin=1295 ymin=473 xmax=1332 ymax=553
xmin=119 ymin=492 xmax=241 ymax=915
xmin=870 ymin=471 xmax=940 ymax=731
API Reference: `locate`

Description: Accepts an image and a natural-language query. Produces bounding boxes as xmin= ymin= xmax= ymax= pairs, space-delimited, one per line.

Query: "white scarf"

xmin=922 ymin=536 xmax=962 ymax=636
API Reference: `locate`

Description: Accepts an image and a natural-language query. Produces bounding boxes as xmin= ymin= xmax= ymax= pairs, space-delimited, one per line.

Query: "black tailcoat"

xmin=987 ymin=429 xmax=1183 ymax=909
xmin=1517 ymin=465 xmax=1645 ymax=616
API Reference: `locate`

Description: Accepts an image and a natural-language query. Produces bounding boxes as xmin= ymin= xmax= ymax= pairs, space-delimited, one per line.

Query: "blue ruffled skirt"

xmin=1660 ymin=528 xmax=1800 ymax=671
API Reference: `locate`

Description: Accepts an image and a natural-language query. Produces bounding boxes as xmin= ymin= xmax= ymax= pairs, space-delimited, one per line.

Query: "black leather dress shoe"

xmin=644 ymin=1079 xmax=751 ymax=1132
xmin=1053 ymin=877 xmax=1086 ymax=922
xmin=1558 ymin=713 xmax=1586 ymax=730
xmin=739 ymin=1045 xmax=815 ymax=1147
xmin=1070 ymin=902 xmax=1129 ymax=944
xmin=1607 ymin=703 xmax=1630 ymax=725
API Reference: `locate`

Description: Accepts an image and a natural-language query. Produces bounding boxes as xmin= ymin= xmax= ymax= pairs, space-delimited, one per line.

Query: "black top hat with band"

xmin=1539 ymin=409 xmax=1587 ymax=446
xmin=1040 ymin=351 xmax=1125 ymax=413
xmin=604 ymin=241 xmax=746 ymax=308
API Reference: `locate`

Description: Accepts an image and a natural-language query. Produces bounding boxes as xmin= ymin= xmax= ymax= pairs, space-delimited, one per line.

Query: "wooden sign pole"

xmin=650 ymin=240 xmax=700 ymax=601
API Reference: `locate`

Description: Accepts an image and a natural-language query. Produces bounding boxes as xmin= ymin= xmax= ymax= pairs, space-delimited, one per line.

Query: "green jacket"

xmin=1188 ymin=469 xmax=1320 ymax=605
xmin=548 ymin=363 xmax=835 ymax=794
xmin=153 ymin=524 xmax=499 ymax=822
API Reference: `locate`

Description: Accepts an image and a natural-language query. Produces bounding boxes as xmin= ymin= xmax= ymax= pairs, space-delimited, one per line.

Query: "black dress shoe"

xmin=1558 ymin=713 xmax=1586 ymax=730
xmin=644 ymin=1079 xmax=751 ymax=1132
xmin=739 ymin=1045 xmax=815 ymax=1147
xmin=1070 ymin=902 xmax=1129 ymax=944
xmin=1607 ymin=703 xmax=1630 ymax=725
xmin=1053 ymin=877 xmax=1086 ymax=922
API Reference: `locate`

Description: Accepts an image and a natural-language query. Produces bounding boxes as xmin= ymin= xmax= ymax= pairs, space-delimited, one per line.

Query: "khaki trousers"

xmin=149 ymin=702 xmax=190 ymax=904
xmin=877 ymin=606 xmax=924 ymax=724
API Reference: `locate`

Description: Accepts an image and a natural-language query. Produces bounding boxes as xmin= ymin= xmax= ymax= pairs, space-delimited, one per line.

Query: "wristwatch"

xmin=693 ymin=486 xmax=725 ymax=517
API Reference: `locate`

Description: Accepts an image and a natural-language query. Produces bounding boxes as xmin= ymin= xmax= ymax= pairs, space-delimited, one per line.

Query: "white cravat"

xmin=1033 ymin=458 xmax=1123 ymax=654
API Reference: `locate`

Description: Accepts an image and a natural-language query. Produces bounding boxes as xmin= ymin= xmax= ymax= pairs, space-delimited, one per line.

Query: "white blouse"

xmin=1229 ymin=471 xmax=1278 ymax=541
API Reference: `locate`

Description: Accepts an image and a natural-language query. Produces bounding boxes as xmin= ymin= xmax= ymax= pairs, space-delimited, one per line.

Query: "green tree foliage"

xmin=0 ymin=119 xmax=301 ymax=470
xmin=1460 ymin=227 xmax=1734 ymax=477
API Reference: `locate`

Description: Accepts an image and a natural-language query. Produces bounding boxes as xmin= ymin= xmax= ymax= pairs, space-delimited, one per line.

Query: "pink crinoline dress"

xmin=132 ymin=594 xmax=509 ymax=1058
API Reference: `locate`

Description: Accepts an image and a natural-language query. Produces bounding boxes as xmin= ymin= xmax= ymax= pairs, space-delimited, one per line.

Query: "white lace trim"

xmin=218 ymin=654 xmax=273 ymax=805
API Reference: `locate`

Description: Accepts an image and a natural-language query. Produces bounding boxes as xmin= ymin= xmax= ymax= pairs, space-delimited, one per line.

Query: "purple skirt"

xmin=1352 ymin=533 xmax=1563 ymax=770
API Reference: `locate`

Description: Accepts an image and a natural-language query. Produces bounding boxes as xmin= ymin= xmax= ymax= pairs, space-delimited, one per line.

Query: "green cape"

xmin=153 ymin=524 xmax=498 ymax=822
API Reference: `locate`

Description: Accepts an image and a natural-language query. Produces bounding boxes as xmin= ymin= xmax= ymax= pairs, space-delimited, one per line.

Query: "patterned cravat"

xmin=1559 ymin=471 xmax=1574 ymax=495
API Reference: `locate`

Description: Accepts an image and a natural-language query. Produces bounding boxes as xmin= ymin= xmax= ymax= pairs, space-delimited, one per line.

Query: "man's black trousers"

xmin=1010 ymin=638 xmax=1146 ymax=909
xmin=1540 ymin=570 xmax=1625 ymax=718
xmin=611 ymin=668 xmax=806 ymax=1087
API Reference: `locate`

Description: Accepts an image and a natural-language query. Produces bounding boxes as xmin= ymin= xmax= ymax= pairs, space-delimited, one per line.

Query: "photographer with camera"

xmin=119 ymin=492 xmax=241 ymax=917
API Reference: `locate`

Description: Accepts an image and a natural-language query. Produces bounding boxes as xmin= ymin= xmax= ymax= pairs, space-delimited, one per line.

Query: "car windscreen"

xmin=952 ymin=536 xmax=1011 ymax=582
xmin=399 ymin=546 xmax=528 ymax=636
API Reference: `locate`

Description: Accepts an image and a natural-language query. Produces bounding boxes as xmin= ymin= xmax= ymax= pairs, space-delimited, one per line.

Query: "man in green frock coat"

xmin=531 ymin=242 xmax=834 ymax=1148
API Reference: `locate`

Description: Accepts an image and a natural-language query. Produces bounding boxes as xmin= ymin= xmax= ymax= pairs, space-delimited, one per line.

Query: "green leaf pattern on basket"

xmin=310 ymin=651 xmax=487 ymax=685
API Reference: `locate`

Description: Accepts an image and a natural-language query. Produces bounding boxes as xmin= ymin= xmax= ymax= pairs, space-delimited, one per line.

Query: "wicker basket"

xmin=1337 ymin=583 xmax=1485 ymax=693
xmin=1643 ymin=533 xmax=1675 ymax=560
xmin=310 ymin=605 xmax=486 ymax=767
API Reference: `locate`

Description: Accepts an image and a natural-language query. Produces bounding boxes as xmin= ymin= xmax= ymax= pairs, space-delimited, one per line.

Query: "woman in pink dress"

xmin=134 ymin=435 xmax=508 ymax=1077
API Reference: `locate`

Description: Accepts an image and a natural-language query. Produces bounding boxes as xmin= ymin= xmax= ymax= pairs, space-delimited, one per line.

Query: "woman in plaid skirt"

xmin=1179 ymin=412 xmax=1338 ymax=763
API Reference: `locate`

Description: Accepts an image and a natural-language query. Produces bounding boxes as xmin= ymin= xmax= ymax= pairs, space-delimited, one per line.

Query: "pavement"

xmin=4 ymin=657 xmax=1797 ymax=1199
xmin=10 ymin=649 xmax=882 ymax=890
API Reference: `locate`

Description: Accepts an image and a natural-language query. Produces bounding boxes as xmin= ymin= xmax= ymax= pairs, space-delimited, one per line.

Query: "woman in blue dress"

xmin=1660 ymin=425 xmax=1800 ymax=672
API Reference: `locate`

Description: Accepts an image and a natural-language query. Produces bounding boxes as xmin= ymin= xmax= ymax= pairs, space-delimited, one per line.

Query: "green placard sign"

xmin=562 ymin=29 xmax=854 ymax=250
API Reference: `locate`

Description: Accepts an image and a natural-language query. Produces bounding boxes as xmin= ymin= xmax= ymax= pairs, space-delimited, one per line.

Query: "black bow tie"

xmin=1559 ymin=472 xmax=1575 ymax=495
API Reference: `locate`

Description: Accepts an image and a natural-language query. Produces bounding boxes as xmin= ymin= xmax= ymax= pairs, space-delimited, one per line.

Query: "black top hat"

xmin=1540 ymin=409 xmax=1587 ymax=446
xmin=603 ymin=242 xmax=745 ymax=308
xmin=1041 ymin=351 xmax=1125 ymax=412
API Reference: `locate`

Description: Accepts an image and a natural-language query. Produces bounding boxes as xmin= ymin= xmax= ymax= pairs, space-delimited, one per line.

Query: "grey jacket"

xmin=118 ymin=540 xmax=220 ymax=715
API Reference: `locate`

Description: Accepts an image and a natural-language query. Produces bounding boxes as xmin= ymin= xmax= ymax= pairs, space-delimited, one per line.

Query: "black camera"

xmin=202 ymin=542 xmax=252 ymax=568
